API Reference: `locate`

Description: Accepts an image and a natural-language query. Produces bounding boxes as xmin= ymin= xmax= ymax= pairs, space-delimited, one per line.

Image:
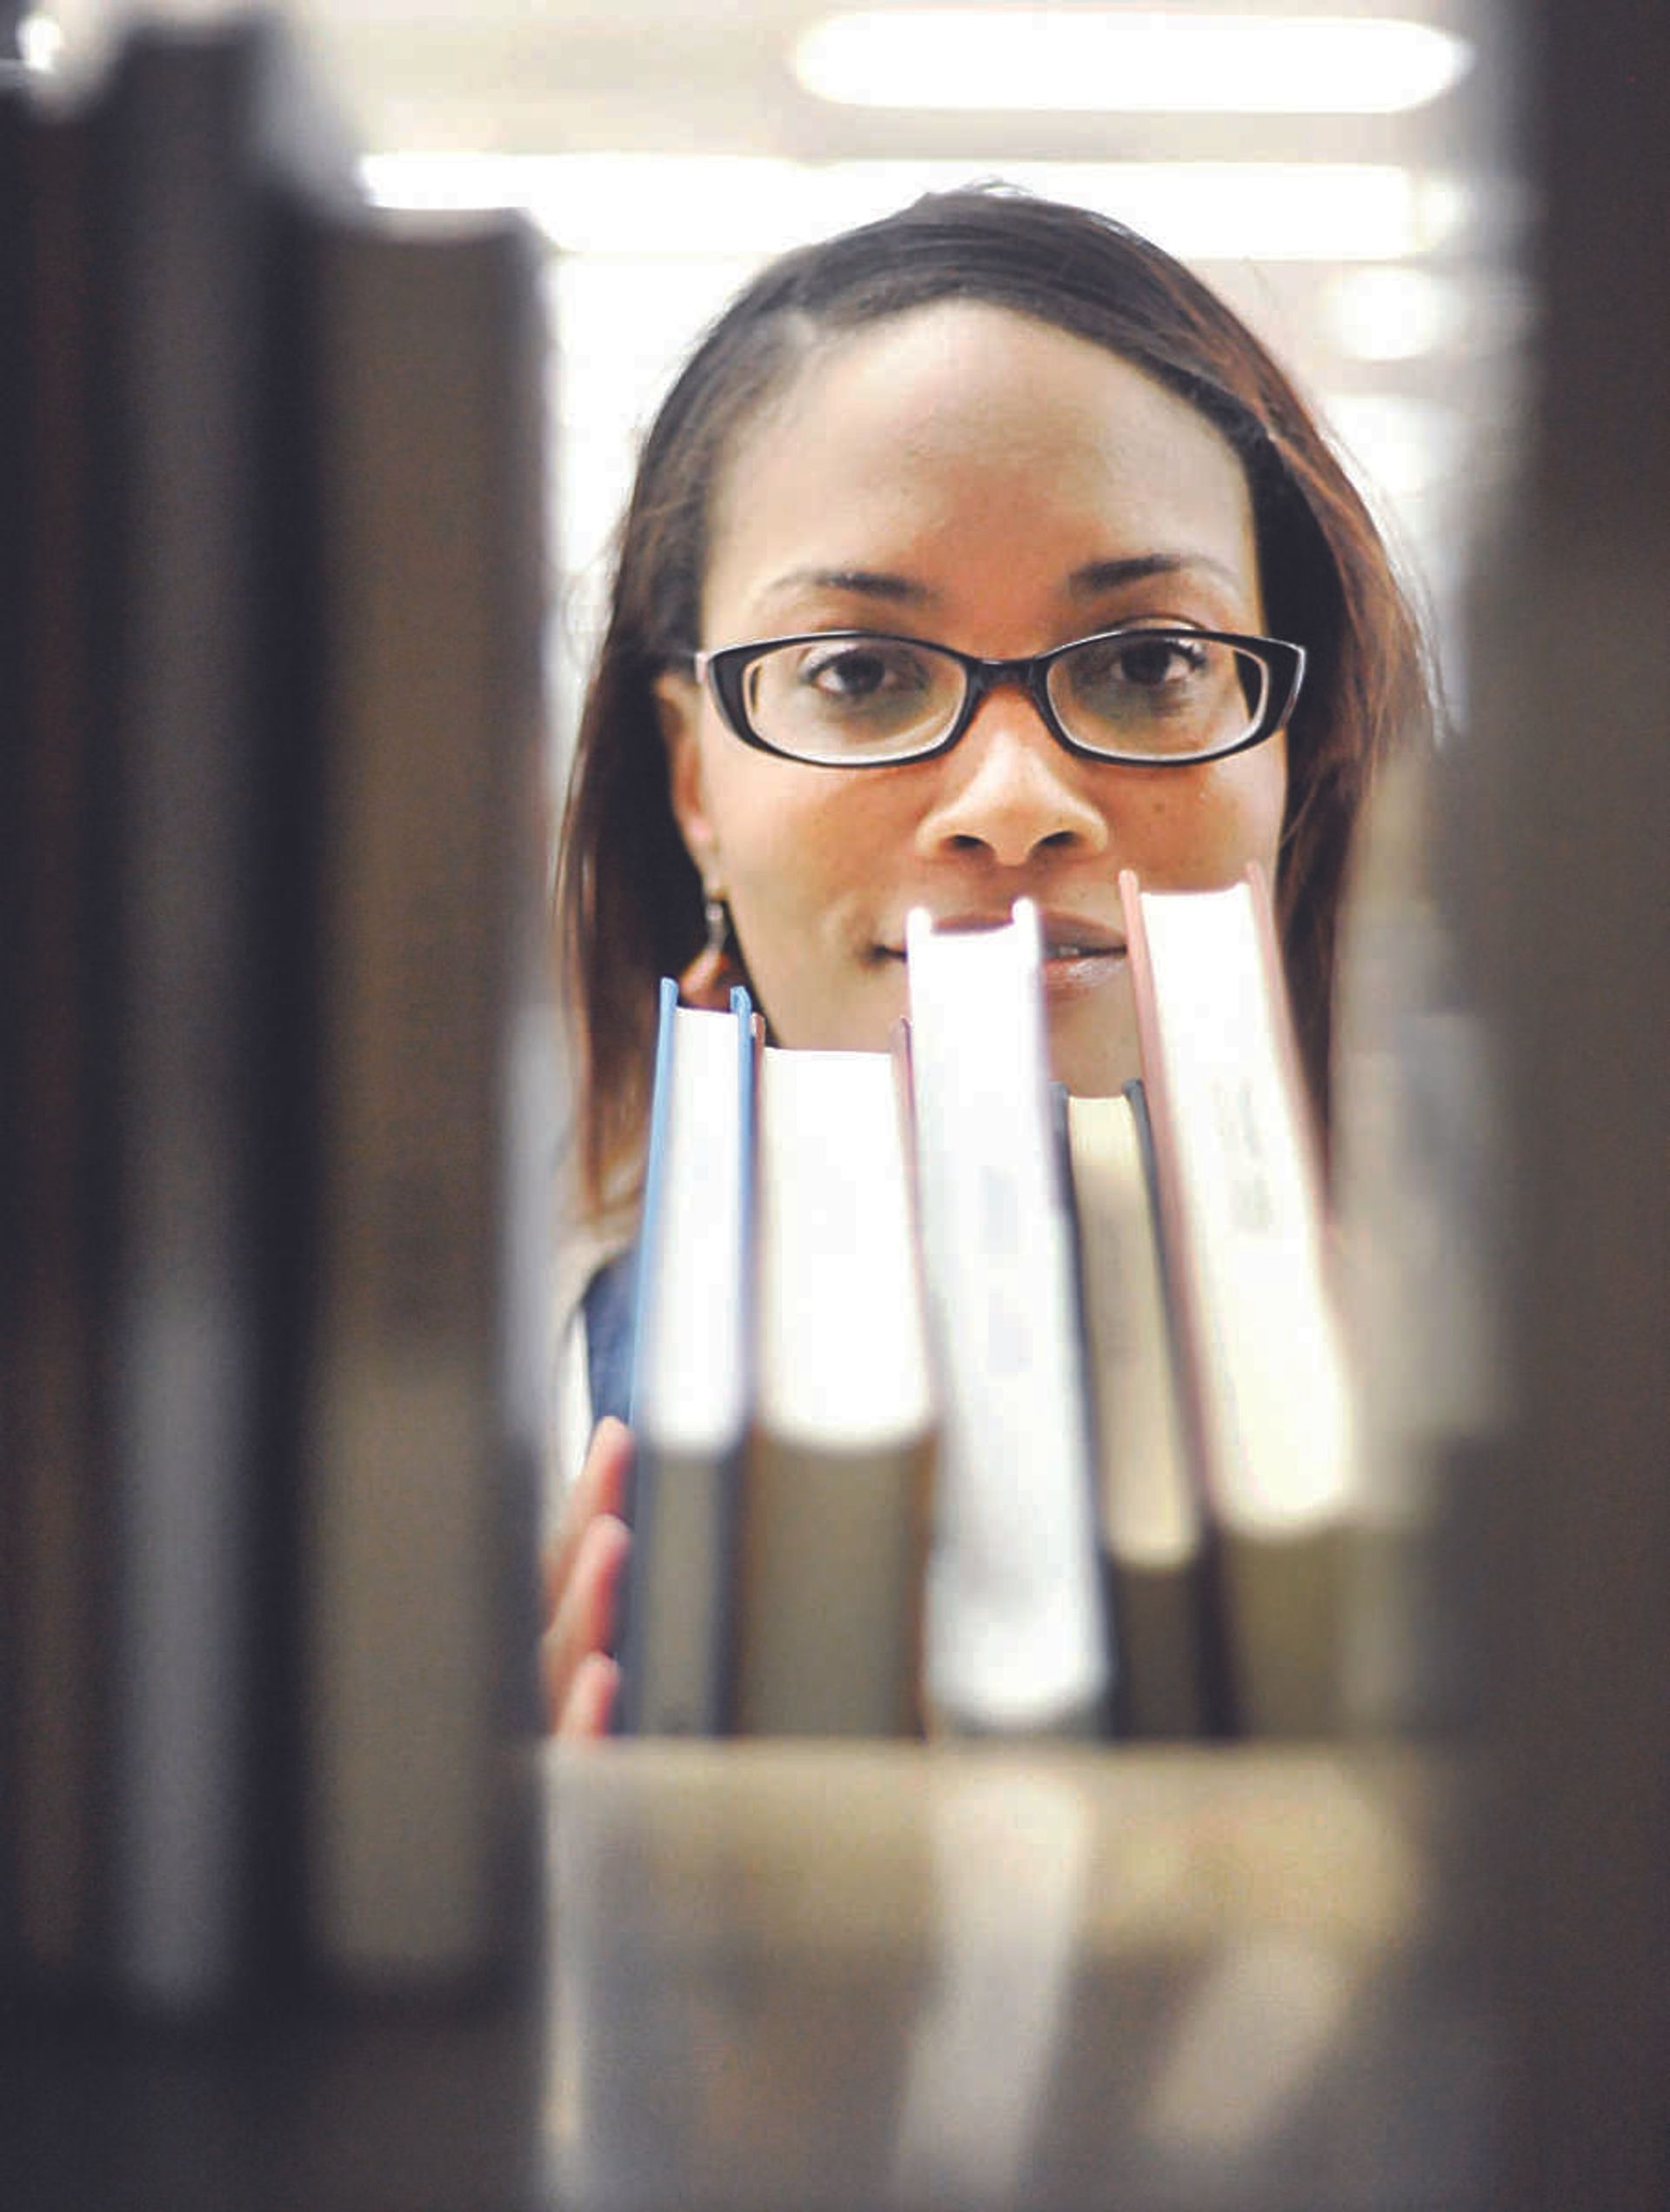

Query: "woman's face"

xmin=656 ymin=300 xmax=1288 ymax=1094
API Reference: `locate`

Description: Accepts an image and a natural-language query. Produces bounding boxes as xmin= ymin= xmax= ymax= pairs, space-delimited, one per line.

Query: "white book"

xmin=905 ymin=902 xmax=1111 ymax=1734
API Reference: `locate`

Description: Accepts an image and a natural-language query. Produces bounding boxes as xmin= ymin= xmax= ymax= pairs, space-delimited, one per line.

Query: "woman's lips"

xmin=1037 ymin=941 xmax=1128 ymax=1004
xmin=872 ymin=915 xmax=1127 ymax=1011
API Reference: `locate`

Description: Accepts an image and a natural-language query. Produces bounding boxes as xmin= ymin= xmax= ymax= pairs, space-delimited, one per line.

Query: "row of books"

xmin=618 ymin=865 xmax=1357 ymax=1745
xmin=0 ymin=17 xmax=551 ymax=2008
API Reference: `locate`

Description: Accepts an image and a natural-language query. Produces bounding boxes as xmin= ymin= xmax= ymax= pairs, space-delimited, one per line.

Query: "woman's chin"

xmin=752 ymin=959 xmax=911 ymax=1057
xmin=1045 ymin=976 xmax=1142 ymax=1099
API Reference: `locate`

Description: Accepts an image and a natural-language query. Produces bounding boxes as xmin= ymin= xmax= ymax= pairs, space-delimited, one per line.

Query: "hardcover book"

xmin=904 ymin=902 xmax=1112 ymax=1737
xmin=1120 ymin=864 xmax=1357 ymax=1736
xmin=1065 ymin=1087 xmax=1213 ymax=1739
xmin=616 ymin=985 xmax=757 ymax=1737
xmin=738 ymin=1042 xmax=935 ymax=1736
xmin=301 ymin=202 xmax=547 ymax=1982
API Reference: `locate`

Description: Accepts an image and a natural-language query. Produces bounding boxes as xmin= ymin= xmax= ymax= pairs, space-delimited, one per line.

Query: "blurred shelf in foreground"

xmin=544 ymin=1741 xmax=1491 ymax=2212
xmin=7 ymin=1743 xmax=1492 ymax=2212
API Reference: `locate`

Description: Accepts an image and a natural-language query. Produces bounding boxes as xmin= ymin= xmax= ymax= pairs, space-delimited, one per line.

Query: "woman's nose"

xmin=912 ymin=687 xmax=1109 ymax=870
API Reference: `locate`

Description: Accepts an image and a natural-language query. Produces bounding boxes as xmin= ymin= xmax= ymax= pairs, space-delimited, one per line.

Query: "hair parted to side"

xmin=556 ymin=184 xmax=1437 ymax=1224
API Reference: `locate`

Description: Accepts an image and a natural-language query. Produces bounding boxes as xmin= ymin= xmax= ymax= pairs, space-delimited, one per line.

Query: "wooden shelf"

xmin=545 ymin=1741 xmax=1486 ymax=2212
xmin=6 ymin=1743 xmax=1491 ymax=2212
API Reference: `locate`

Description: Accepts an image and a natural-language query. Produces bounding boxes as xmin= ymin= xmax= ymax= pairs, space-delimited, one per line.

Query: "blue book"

xmin=615 ymin=982 xmax=757 ymax=1735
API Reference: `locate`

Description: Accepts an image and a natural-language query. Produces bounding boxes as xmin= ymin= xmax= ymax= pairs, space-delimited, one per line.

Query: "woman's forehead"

xmin=702 ymin=300 xmax=1261 ymax=632
xmin=729 ymin=299 xmax=1239 ymax=476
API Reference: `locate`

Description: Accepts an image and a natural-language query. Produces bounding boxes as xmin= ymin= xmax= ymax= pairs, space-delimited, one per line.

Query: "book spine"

xmin=1117 ymin=865 xmax=1223 ymax=1535
xmin=1119 ymin=866 xmax=1355 ymax=1736
xmin=1245 ymin=858 xmax=1337 ymax=1247
xmin=99 ymin=28 xmax=280 ymax=2011
xmin=613 ymin=979 xmax=680 ymax=1734
xmin=736 ymin=1044 xmax=933 ymax=1736
xmin=905 ymin=904 xmax=1110 ymax=1735
xmin=1118 ymin=868 xmax=1206 ymax=1455
xmin=731 ymin=980 xmax=760 ymax=1484
xmin=1119 ymin=868 xmax=1260 ymax=1736
xmin=616 ymin=989 xmax=755 ymax=1736
xmin=9 ymin=99 xmax=109 ymax=1990
xmin=0 ymin=77 xmax=29 ymax=1986
xmin=1119 ymin=1082 xmax=1233 ymax=1738
xmin=302 ymin=213 xmax=545 ymax=1984
xmin=621 ymin=978 xmax=681 ymax=1440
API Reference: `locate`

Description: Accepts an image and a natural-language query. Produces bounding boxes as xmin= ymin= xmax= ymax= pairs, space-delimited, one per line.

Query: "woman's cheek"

xmin=1125 ymin=756 xmax=1286 ymax=884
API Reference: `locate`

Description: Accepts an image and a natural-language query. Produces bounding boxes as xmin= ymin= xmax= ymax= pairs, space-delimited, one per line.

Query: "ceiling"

xmin=275 ymin=0 xmax=1514 ymax=172
xmin=35 ymin=0 xmax=1515 ymax=176
xmin=42 ymin=0 xmax=1530 ymax=673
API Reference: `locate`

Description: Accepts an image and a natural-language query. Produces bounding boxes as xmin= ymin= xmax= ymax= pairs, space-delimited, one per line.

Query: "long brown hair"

xmin=557 ymin=186 xmax=1435 ymax=1222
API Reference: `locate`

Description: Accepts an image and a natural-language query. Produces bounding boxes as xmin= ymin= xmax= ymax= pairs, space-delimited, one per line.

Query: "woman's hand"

xmin=542 ymin=1415 xmax=633 ymax=1737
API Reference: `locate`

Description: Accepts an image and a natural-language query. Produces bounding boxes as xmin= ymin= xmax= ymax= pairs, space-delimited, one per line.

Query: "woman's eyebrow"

xmin=765 ymin=566 xmax=932 ymax=606
xmin=1067 ymin=552 xmax=1240 ymax=597
xmin=760 ymin=553 xmax=1244 ymax=611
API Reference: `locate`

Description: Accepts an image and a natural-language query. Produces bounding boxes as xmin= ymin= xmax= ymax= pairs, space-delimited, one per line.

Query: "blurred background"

xmin=27 ymin=0 xmax=1529 ymax=761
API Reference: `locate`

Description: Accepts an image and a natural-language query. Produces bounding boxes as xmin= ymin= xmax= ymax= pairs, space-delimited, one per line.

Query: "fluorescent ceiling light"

xmin=794 ymin=10 xmax=1473 ymax=115
xmin=1325 ymin=267 xmax=1466 ymax=362
xmin=1326 ymin=391 xmax=1466 ymax=502
xmin=18 ymin=10 xmax=66 ymax=72
xmin=364 ymin=155 xmax=1469 ymax=264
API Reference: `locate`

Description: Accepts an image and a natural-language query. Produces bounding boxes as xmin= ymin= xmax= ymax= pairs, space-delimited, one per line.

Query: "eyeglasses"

xmin=689 ymin=625 xmax=1305 ymax=770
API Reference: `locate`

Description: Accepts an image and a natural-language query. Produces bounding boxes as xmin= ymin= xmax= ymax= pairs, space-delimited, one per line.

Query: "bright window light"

xmin=794 ymin=10 xmax=1472 ymax=114
xmin=364 ymin=155 xmax=1469 ymax=264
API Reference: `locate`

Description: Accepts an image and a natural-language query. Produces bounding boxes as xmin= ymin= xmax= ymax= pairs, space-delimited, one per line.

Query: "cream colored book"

xmin=736 ymin=1045 xmax=935 ymax=1736
xmin=1120 ymin=865 xmax=1358 ymax=1737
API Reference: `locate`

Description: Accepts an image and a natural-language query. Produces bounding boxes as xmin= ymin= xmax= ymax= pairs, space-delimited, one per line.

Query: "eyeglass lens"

xmin=738 ymin=633 xmax=1270 ymax=764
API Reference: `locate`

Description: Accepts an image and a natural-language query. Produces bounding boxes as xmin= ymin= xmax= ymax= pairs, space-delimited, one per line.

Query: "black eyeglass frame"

xmin=687 ymin=624 xmax=1306 ymax=770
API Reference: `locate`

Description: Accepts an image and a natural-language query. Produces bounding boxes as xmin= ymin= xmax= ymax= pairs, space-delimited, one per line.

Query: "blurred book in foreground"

xmin=0 ymin=13 xmax=551 ymax=2013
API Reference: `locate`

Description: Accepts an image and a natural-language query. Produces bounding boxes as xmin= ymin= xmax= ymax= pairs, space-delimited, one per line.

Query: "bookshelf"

xmin=4 ymin=2 xmax=1667 ymax=2207
xmin=5 ymin=1745 xmax=1483 ymax=2212
xmin=545 ymin=1742 xmax=1485 ymax=2212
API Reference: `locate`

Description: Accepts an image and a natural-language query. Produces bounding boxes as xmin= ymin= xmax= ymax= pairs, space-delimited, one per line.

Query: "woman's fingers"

xmin=558 ymin=1650 xmax=623 ymax=1739
xmin=542 ymin=1418 xmax=634 ymax=1734
xmin=543 ymin=1508 xmax=632 ymax=1736
xmin=544 ymin=1415 xmax=632 ymax=1627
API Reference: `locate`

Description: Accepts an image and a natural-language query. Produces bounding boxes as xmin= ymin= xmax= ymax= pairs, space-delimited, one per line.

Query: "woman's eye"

xmin=798 ymin=641 xmax=925 ymax=700
xmin=1106 ymin=635 xmax=1207 ymax=688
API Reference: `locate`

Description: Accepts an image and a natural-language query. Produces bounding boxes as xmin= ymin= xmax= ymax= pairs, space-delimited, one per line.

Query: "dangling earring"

xmin=703 ymin=891 xmax=730 ymax=957
xmin=677 ymin=886 xmax=745 ymax=1010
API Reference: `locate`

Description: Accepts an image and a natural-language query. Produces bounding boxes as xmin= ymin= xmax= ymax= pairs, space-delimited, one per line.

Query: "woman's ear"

xmin=654 ymin=668 xmax=720 ymax=884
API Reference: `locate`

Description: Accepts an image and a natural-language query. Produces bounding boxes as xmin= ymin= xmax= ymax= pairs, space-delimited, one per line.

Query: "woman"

xmin=544 ymin=185 xmax=1435 ymax=1736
